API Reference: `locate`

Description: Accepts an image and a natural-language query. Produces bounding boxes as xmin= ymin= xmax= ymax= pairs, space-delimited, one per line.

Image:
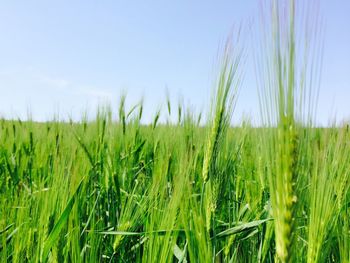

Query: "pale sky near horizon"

xmin=0 ymin=1 xmax=349 ymax=125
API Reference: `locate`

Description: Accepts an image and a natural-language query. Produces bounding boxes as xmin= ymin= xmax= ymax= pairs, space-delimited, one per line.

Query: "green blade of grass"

xmin=215 ymin=219 xmax=271 ymax=238
xmin=41 ymin=177 xmax=84 ymax=262
xmin=0 ymin=224 xmax=14 ymax=235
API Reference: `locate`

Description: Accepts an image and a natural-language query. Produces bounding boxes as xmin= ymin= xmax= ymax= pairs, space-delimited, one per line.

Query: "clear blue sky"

xmin=0 ymin=1 xmax=349 ymax=125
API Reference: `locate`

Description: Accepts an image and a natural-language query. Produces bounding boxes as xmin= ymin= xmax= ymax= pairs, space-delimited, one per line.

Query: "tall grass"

xmin=257 ymin=1 xmax=301 ymax=261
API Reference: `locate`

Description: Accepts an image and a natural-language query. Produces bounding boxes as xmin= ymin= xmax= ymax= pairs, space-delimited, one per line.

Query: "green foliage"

xmin=0 ymin=103 xmax=349 ymax=263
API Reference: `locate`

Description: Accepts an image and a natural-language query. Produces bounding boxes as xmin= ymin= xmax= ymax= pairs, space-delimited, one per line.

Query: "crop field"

xmin=1 ymin=1 xmax=350 ymax=263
